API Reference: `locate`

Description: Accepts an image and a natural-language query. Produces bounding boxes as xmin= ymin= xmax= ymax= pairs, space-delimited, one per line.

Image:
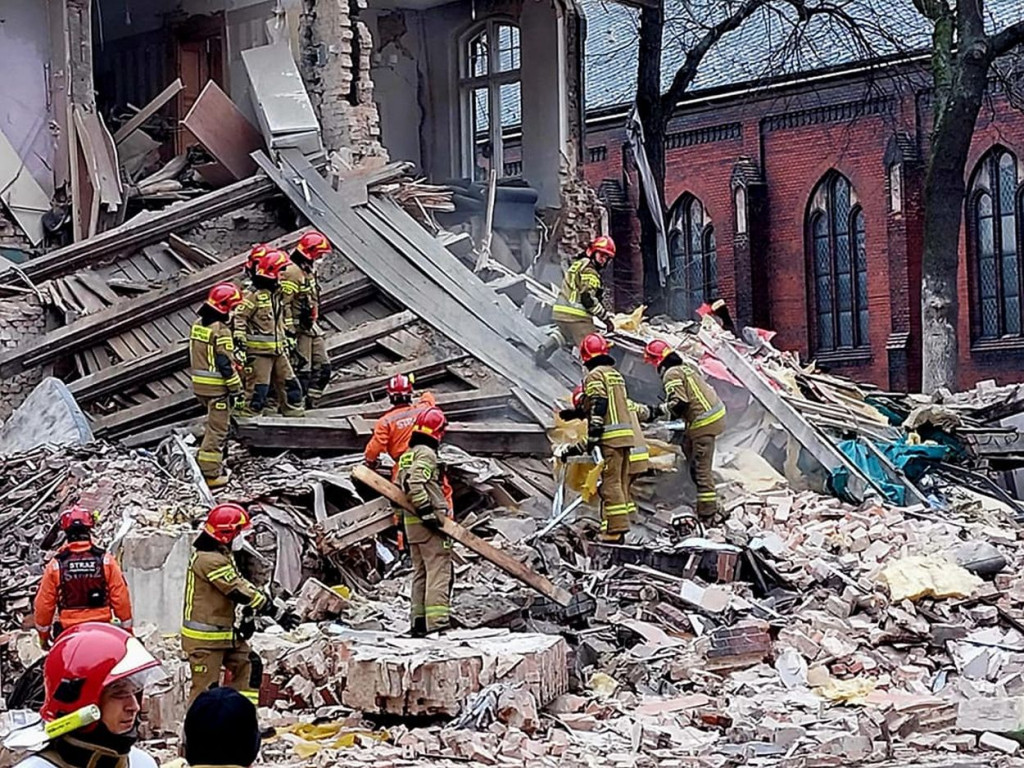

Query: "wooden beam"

xmin=91 ymin=390 xmax=200 ymax=439
xmin=114 ymin=78 xmax=183 ymax=144
xmin=350 ymin=465 xmax=571 ymax=606
xmin=1 ymin=174 xmax=277 ymax=287
xmin=319 ymin=354 xmax=466 ymax=408
xmin=315 ymin=388 xmax=511 ymax=421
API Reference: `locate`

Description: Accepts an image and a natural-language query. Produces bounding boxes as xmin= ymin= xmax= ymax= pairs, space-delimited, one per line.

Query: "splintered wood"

xmin=256 ymin=629 xmax=569 ymax=717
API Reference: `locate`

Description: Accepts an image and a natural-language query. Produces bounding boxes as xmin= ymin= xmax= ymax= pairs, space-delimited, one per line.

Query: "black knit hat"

xmin=183 ymin=688 xmax=261 ymax=767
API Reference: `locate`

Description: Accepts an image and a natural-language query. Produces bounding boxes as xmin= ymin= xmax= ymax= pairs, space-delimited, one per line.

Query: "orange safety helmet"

xmin=205 ymin=282 xmax=244 ymax=315
xmin=255 ymin=250 xmax=289 ymax=280
xmin=42 ymin=623 xmax=164 ymax=723
xmin=296 ymin=231 xmax=331 ymax=261
xmin=586 ymin=235 xmax=616 ymax=264
xmin=579 ymin=333 xmax=612 ymax=363
xmin=412 ymin=406 xmax=448 ymax=441
xmin=59 ymin=504 xmax=96 ymax=532
xmin=203 ymin=503 xmax=251 ymax=545
xmin=642 ymin=338 xmax=675 ymax=367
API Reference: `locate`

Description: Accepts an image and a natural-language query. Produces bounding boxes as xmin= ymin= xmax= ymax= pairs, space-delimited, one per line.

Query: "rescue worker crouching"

xmin=280 ymin=231 xmax=333 ymax=409
xmin=536 ymin=235 xmax=617 ymax=363
xmin=16 ymin=623 xmax=166 ymax=768
xmin=181 ymin=504 xmax=300 ymax=705
xmin=190 ymin=282 xmax=246 ymax=488
xmin=396 ymin=407 xmax=454 ymax=637
xmin=638 ymin=338 xmax=726 ymax=520
xmin=573 ymin=333 xmax=639 ymax=543
xmin=233 ymin=251 xmax=305 ymax=418
xmin=34 ymin=506 xmax=133 ymax=650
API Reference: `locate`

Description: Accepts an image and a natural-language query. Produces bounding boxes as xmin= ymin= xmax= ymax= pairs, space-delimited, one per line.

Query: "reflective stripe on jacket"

xmin=232 ymin=289 xmax=286 ymax=356
xmin=280 ymin=261 xmax=321 ymax=333
xmin=552 ymin=258 xmax=607 ymax=323
xmin=662 ymin=363 xmax=726 ymax=438
xmin=189 ymin=321 xmax=242 ymax=396
xmin=181 ymin=546 xmax=266 ymax=648
xmin=583 ymin=364 xmax=638 ymax=449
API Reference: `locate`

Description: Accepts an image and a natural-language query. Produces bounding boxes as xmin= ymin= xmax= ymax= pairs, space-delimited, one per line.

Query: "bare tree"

xmin=912 ymin=0 xmax=1024 ymax=392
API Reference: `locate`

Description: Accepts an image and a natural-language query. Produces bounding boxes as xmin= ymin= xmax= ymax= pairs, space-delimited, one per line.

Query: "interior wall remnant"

xmin=298 ymin=0 xmax=387 ymax=162
xmin=366 ymin=9 xmax=424 ymax=168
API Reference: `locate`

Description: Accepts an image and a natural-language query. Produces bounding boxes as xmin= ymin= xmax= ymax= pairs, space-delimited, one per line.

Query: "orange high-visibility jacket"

xmin=34 ymin=541 xmax=133 ymax=643
xmin=364 ymin=392 xmax=453 ymax=508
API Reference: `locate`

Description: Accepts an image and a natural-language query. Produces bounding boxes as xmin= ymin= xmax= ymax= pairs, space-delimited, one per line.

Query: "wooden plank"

xmin=254 ymin=150 xmax=573 ymax=408
xmin=0 ymin=230 xmax=309 ymax=378
xmin=168 ymin=233 xmax=219 ymax=267
xmin=2 ymin=174 xmax=277 ymax=286
xmin=92 ymin=390 xmax=201 ymax=439
xmin=321 ymin=354 xmax=465 ymax=408
xmin=350 ymin=465 xmax=572 ymax=606
xmin=72 ymin=107 xmax=122 ymax=209
xmin=315 ymin=389 xmax=510 ymax=421
xmin=77 ymin=271 xmax=121 ymax=305
xmin=182 ymin=81 xmax=263 ymax=181
xmin=114 ymin=78 xmax=183 ymax=144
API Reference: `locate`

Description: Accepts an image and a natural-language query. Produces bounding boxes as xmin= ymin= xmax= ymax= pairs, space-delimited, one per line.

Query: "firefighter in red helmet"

xmin=535 ymin=235 xmax=617 ymax=363
xmin=395 ymin=407 xmax=454 ymax=636
xmin=280 ymin=231 xmax=333 ymax=408
xmin=34 ymin=506 xmax=134 ymax=650
xmin=190 ymin=282 xmax=246 ymax=487
xmin=181 ymin=504 xmax=300 ymax=705
xmin=233 ymin=251 xmax=305 ymax=417
xmin=16 ymin=623 xmax=166 ymax=768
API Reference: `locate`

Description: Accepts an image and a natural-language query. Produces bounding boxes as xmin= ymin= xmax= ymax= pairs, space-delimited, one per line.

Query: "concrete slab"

xmin=119 ymin=527 xmax=193 ymax=634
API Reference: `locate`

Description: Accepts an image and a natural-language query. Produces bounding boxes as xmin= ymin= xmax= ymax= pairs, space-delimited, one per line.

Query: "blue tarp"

xmin=830 ymin=438 xmax=951 ymax=506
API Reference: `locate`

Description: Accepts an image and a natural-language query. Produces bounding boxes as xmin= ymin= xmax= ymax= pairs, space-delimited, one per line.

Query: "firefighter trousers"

xmin=684 ymin=434 xmax=718 ymax=518
xmin=599 ymin=446 xmax=633 ymax=536
xmin=249 ymin=353 xmax=303 ymax=414
xmin=410 ymin=534 xmax=453 ymax=632
xmin=195 ymin=395 xmax=230 ymax=479
xmin=182 ymin=639 xmax=257 ymax=706
xmin=296 ymin=333 xmax=330 ymax=403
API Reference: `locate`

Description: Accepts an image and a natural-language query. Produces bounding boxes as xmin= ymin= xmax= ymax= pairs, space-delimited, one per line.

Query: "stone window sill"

xmin=971 ymin=337 xmax=1024 ymax=355
xmin=813 ymin=348 xmax=873 ymax=367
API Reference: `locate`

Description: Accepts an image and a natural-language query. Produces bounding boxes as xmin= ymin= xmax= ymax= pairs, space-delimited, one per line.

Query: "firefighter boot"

xmin=206 ymin=468 xmax=231 ymax=489
xmin=280 ymin=378 xmax=306 ymax=417
xmin=249 ymin=383 xmax=271 ymax=415
xmin=534 ymin=332 xmax=562 ymax=364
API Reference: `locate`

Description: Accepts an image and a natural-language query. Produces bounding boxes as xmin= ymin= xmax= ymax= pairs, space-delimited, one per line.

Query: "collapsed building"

xmin=5 ymin=1 xmax=1024 ymax=766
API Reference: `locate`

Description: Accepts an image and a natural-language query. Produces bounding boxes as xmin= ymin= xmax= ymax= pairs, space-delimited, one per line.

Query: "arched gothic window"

xmin=667 ymin=195 xmax=717 ymax=320
xmin=458 ymin=20 xmax=521 ymax=181
xmin=968 ymin=148 xmax=1022 ymax=341
xmin=807 ymin=172 xmax=868 ymax=353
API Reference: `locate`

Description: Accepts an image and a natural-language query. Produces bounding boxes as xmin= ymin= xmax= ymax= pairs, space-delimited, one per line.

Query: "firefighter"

xmin=16 ymin=623 xmax=165 ymax=768
xmin=395 ymin=407 xmax=453 ymax=636
xmin=33 ymin=506 xmax=133 ymax=650
xmin=364 ymin=374 xmax=439 ymax=472
xmin=576 ymin=333 xmax=638 ymax=542
xmin=639 ymin=338 xmax=726 ymax=520
xmin=190 ymin=282 xmax=245 ymax=488
xmin=233 ymin=251 xmax=305 ymax=417
xmin=243 ymin=244 xmax=269 ymax=287
xmin=280 ymin=231 xmax=332 ymax=408
xmin=535 ymin=235 xmax=617 ymax=362
xmin=181 ymin=504 xmax=300 ymax=705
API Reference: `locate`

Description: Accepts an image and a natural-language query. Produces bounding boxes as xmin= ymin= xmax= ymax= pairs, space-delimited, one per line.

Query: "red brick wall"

xmin=579 ymin=75 xmax=1024 ymax=392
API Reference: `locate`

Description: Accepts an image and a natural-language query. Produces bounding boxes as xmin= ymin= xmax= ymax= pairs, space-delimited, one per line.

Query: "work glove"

xmin=418 ymin=506 xmax=442 ymax=532
xmin=277 ymin=610 xmax=302 ymax=631
xmin=233 ymin=347 xmax=247 ymax=367
xmin=285 ymin=332 xmax=297 ymax=353
xmin=231 ymin=393 xmax=246 ymax=412
xmin=554 ymin=442 xmax=586 ymax=460
xmin=558 ymin=407 xmax=582 ymax=421
xmin=587 ymin=423 xmax=603 ymax=449
xmin=237 ymin=610 xmax=257 ymax=641
xmin=37 ymin=630 xmax=51 ymax=651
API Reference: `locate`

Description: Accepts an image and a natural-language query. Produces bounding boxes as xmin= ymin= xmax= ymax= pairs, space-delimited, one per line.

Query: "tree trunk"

xmin=920 ymin=51 xmax=990 ymax=393
xmin=636 ymin=2 xmax=666 ymax=313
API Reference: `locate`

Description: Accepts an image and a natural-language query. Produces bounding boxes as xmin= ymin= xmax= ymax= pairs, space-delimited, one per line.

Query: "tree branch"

xmin=658 ymin=0 xmax=769 ymax=126
xmin=990 ymin=19 xmax=1024 ymax=58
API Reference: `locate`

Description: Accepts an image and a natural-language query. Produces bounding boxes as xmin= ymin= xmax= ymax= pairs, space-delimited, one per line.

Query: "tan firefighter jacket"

xmin=280 ymin=261 xmax=322 ymax=336
xmin=395 ymin=444 xmax=450 ymax=545
xmin=552 ymin=258 xmax=609 ymax=324
xmin=233 ymin=288 xmax=286 ymax=357
xmin=660 ymin=362 xmax=726 ymax=438
xmin=583 ymin=364 xmax=638 ymax=449
xmin=189 ymin=320 xmax=242 ymax=398
xmin=181 ymin=544 xmax=268 ymax=648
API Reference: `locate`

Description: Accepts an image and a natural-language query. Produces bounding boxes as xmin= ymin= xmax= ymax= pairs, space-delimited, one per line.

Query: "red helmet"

xmin=571 ymin=384 xmax=585 ymax=410
xmin=586 ymin=236 xmax=616 ymax=262
xmin=59 ymin=504 xmax=96 ymax=532
xmin=296 ymin=231 xmax=331 ymax=261
xmin=412 ymin=406 xmax=447 ymax=441
xmin=203 ymin=503 xmax=251 ymax=545
xmin=205 ymin=282 xmax=244 ymax=315
xmin=255 ymin=250 xmax=289 ymax=280
xmin=643 ymin=339 xmax=674 ymax=367
xmin=247 ymin=244 xmax=269 ymax=270
xmin=386 ymin=374 xmax=414 ymax=399
xmin=42 ymin=623 xmax=164 ymax=723
xmin=579 ymin=333 xmax=612 ymax=363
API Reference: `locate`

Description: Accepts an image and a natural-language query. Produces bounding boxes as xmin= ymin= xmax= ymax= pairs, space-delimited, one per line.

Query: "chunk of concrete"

xmin=120 ymin=528 xmax=194 ymax=634
xmin=956 ymin=697 xmax=1024 ymax=733
xmin=0 ymin=377 xmax=92 ymax=455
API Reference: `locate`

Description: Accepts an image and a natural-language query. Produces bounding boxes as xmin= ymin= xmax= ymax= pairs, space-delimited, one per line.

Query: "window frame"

xmin=806 ymin=171 xmax=871 ymax=358
xmin=457 ymin=18 xmax=521 ymax=181
xmin=967 ymin=148 xmax=1023 ymax=345
xmin=666 ymin=193 xmax=718 ymax=320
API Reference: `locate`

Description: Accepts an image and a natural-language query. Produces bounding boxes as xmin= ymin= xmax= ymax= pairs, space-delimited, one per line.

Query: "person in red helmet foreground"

xmin=395 ymin=407 xmax=454 ymax=636
xmin=33 ymin=506 xmax=133 ymax=650
xmin=536 ymin=235 xmax=617 ymax=362
xmin=16 ymin=623 xmax=165 ymax=768
xmin=181 ymin=504 xmax=300 ymax=704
